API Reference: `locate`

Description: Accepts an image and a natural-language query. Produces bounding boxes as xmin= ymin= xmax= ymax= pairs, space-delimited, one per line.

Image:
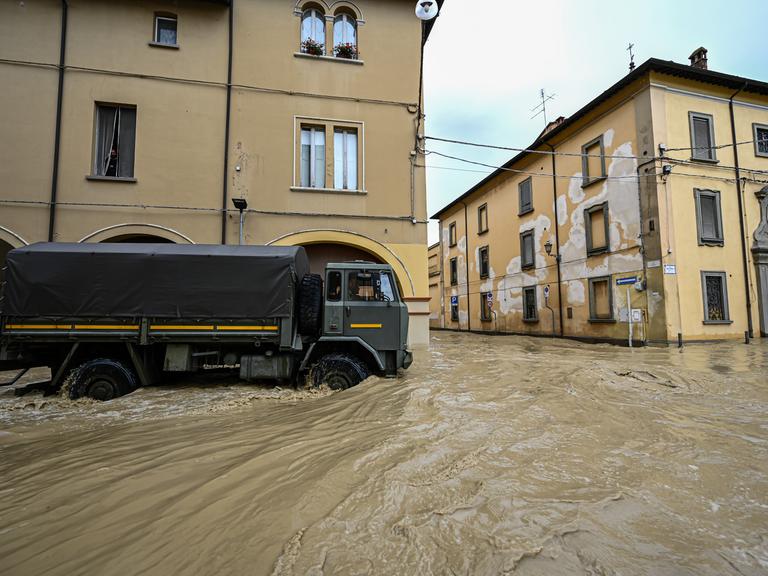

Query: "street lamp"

xmin=414 ymin=0 xmax=439 ymax=20
xmin=232 ymin=197 xmax=247 ymax=245
xmin=544 ymin=239 xmax=561 ymax=262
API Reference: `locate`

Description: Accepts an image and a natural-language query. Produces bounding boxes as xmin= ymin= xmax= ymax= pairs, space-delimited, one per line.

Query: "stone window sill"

xmin=703 ymin=320 xmax=733 ymax=325
xmin=587 ymin=246 xmax=609 ymax=257
xmin=698 ymin=238 xmax=724 ymax=247
xmin=148 ymin=42 xmax=180 ymax=50
xmin=523 ymin=318 xmax=539 ymax=323
xmin=588 ymin=318 xmax=617 ymax=324
xmin=581 ymin=176 xmax=607 ymax=189
xmin=519 ymin=207 xmax=534 ymax=216
xmin=290 ymin=186 xmax=366 ymax=195
xmin=86 ymin=175 xmax=137 ymax=183
xmin=477 ymin=229 xmax=488 ymax=236
xmin=689 ymin=157 xmax=719 ymax=164
xmin=294 ymin=52 xmax=364 ymax=66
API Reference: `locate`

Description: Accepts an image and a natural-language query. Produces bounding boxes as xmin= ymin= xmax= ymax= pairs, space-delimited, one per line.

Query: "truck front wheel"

xmin=311 ymin=354 xmax=371 ymax=390
xmin=65 ymin=358 xmax=139 ymax=401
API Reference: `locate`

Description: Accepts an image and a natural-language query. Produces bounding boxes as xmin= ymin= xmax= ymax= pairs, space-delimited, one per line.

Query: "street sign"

xmin=616 ymin=276 xmax=638 ymax=285
xmin=450 ymin=295 xmax=458 ymax=306
xmin=543 ymin=285 xmax=550 ymax=299
xmin=664 ymin=264 xmax=677 ymax=275
xmin=486 ymin=292 xmax=493 ymax=305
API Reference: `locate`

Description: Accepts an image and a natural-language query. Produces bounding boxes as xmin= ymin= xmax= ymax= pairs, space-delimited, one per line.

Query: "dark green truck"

xmin=0 ymin=243 xmax=412 ymax=400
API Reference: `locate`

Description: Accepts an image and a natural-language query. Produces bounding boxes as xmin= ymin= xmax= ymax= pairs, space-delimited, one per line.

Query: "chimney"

xmin=689 ymin=47 xmax=708 ymax=70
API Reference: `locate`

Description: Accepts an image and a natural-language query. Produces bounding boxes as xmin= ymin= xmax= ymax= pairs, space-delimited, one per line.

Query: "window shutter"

xmin=693 ymin=117 xmax=712 ymax=159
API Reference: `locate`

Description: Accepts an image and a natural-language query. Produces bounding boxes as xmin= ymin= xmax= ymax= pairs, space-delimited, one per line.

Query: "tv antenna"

xmin=531 ymin=89 xmax=556 ymax=126
xmin=627 ymin=43 xmax=636 ymax=71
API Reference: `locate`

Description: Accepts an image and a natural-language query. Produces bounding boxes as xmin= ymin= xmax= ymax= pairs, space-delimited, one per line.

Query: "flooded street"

xmin=1 ymin=332 xmax=767 ymax=576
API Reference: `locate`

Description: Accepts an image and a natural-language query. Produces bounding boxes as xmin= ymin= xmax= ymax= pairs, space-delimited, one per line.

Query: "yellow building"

xmin=431 ymin=51 xmax=768 ymax=344
xmin=0 ymin=0 xmax=443 ymax=345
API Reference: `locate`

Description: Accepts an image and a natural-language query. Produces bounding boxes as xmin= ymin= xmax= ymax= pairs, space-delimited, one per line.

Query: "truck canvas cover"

xmin=2 ymin=243 xmax=310 ymax=319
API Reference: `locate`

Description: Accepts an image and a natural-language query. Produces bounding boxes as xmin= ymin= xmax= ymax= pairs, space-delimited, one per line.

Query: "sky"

xmin=422 ymin=0 xmax=768 ymax=244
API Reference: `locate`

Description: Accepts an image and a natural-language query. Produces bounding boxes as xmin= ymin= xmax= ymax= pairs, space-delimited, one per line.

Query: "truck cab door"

xmin=343 ymin=270 xmax=401 ymax=350
xmin=323 ymin=270 xmax=344 ymax=335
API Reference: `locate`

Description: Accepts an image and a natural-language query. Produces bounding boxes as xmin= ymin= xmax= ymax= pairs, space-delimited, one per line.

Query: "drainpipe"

xmin=636 ymin=156 xmax=657 ymax=345
xmin=545 ymin=143 xmax=564 ymax=337
xmin=460 ymin=200 xmax=470 ymax=332
xmin=48 ymin=0 xmax=68 ymax=242
xmin=729 ymin=82 xmax=754 ymax=339
xmin=220 ymin=0 xmax=234 ymax=244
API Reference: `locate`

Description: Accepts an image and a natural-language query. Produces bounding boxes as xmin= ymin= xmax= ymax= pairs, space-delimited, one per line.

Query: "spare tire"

xmin=298 ymin=273 xmax=323 ymax=336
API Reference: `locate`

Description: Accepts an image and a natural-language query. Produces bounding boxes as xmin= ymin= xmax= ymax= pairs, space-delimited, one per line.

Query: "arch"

xmin=78 ymin=223 xmax=195 ymax=244
xmin=267 ymin=229 xmax=415 ymax=297
xmin=330 ymin=1 xmax=364 ymax=21
xmin=0 ymin=225 xmax=29 ymax=248
xmin=293 ymin=0 xmax=330 ymax=14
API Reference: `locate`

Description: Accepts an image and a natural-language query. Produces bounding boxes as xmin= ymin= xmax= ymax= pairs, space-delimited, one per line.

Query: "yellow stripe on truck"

xmin=73 ymin=325 xmax=139 ymax=330
xmin=5 ymin=324 xmax=73 ymax=330
xmin=150 ymin=325 xmax=215 ymax=331
xmin=350 ymin=324 xmax=382 ymax=329
xmin=216 ymin=325 xmax=279 ymax=331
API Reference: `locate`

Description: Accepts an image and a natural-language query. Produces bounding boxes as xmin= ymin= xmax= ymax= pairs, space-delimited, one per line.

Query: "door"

xmin=324 ymin=270 xmax=344 ymax=335
xmin=343 ymin=269 xmax=401 ymax=350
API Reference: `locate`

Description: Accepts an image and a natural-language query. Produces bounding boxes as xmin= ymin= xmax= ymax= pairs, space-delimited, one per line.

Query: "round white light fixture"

xmin=415 ymin=0 xmax=438 ymax=21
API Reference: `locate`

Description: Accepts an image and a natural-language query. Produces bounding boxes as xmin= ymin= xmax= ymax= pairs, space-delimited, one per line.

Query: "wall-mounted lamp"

xmin=232 ymin=197 xmax=248 ymax=245
xmin=544 ymin=239 xmax=561 ymax=262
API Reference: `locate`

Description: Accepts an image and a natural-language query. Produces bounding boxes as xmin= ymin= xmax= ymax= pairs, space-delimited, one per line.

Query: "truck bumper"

xmin=402 ymin=349 xmax=413 ymax=370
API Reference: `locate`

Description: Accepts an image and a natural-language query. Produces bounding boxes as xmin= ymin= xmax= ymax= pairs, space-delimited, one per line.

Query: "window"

xmin=477 ymin=204 xmax=488 ymax=234
xmin=480 ymin=292 xmax=492 ymax=322
xmin=93 ymin=104 xmax=136 ymax=179
xmin=689 ymin=112 xmax=717 ymax=162
xmin=301 ymin=8 xmax=325 ymax=54
xmin=523 ymin=286 xmax=538 ymax=322
xmin=154 ymin=14 xmax=177 ymax=46
xmin=380 ymin=272 xmax=396 ymax=301
xmin=479 ymin=245 xmax=489 ymax=279
xmin=520 ymin=230 xmax=535 ymax=270
xmin=581 ymin=136 xmax=606 ymax=186
xmin=589 ymin=276 xmax=614 ymax=321
xmin=449 ymin=222 xmax=457 ymax=247
xmin=333 ymin=13 xmax=357 ymax=59
xmin=585 ymin=203 xmax=609 ymax=256
xmin=701 ymin=271 xmax=731 ymax=323
xmin=450 ymin=301 xmax=459 ymax=322
xmin=334 ymin=128 xmax=358 ymax=190
xmin=694 ymin=189 xmax=724 ymax=246
xmin=450 ymin=257 xmax=458 ymax=286
xmin=327 ymin=271 xmax=342 ymax=301
xmin=519 ymin=177 xmax=533 ymax=215
xmin=300 ymin=126 xmax=326 ymax=188
xmin=754 ymin=124 xmax=768 ymax=158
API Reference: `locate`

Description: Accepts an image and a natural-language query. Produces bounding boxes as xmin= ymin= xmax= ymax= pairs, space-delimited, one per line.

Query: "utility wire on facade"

xmin=425 ymin=135 xmax=758 ymax=159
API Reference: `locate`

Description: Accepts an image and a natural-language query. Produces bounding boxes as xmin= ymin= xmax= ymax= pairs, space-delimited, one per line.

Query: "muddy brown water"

xmin=1 ymin=333 xmax=767 ymax=575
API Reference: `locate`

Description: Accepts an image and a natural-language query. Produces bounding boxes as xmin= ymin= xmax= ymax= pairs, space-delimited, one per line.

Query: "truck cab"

xmin=320 ymin=262 xmax=412 ymax=375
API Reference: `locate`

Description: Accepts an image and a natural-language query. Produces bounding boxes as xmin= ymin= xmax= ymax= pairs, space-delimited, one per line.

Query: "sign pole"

xmin=627 ymin=286 xmax=633 ymax=348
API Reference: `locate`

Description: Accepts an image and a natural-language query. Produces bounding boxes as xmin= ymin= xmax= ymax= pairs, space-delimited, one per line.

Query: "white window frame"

xmin=300 ymin=126 xmax=326 ymax=188
xmin=154 ymin=15 xmax=178 ymax=46
xmin=334 ymin=128 xmax=358 ymax=190
xmin=301 ymin=8 xmax=325 ymax=51
xmin=292 ymin=116 xmax=365 ymax=193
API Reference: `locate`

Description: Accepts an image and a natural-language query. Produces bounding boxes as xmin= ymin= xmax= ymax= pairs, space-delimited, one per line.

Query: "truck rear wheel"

xmin=311 ymin=354 xmax=371 ymax=390
xmin=66 ymin=358 xmax=139 ymax=401
xmin=298 ymin=273 xmax=323 ymax=336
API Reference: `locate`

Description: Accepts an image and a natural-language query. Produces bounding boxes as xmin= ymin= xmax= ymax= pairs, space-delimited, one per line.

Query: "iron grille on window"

xmin=705 ymin=275 xmax=726 ymax=321
xmin=523 ymin=287 xmax=537 ymax=321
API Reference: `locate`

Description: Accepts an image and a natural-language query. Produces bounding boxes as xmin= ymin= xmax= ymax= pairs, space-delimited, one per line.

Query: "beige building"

xmin=0 ymin=0 xmax=442 ymax=345
xmin=431 ymin=51 xmax=768 ymax=344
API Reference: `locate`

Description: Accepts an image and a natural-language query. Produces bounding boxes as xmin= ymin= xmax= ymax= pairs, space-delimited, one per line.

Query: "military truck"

xmin=0 ymin=243 xmax=412 ymax=400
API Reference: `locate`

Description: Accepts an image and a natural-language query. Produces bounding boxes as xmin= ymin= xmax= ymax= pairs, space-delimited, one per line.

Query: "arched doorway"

xmin=301 ymin=242 xmax=384 ymax=276
xmin=78 ymin=223 xmax=194 ymax=244
xmin=99 ymin=234 xmax=174 ymax=243
xmin=267 ymin=230 xmax=415 ymax=297
xmin=0 ymin=239 xmax=14 ymax=285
